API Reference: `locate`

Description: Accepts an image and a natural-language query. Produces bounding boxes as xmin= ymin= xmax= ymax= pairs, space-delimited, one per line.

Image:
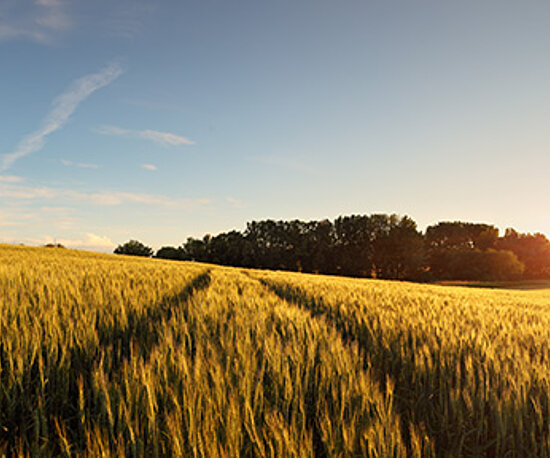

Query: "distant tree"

xmin=44 ymin=243 xmax=65 ymax=248
xmin=180 ymin=236 xmax=209 ymax=262
xmin=425 ymin=222 xmax=499 ymax=279
xmin=332 ymin=215 xmax=373 ymax=276
xmin=426 ymin=222 xmax=498 ymax=251
xmin=373 ymin=215 xmax=425 ymax=280
xmin=244 ymin=220 xmax=287 ymax=270
xmin=162 ymin=214 xmax=540 ymax=283
xmin=496 ymin=229 xmax=550 ymax=279
xmin=447 ymin=249 xmax=524 ymax=281
xmin=208 ymin=231 xmax=251 ymax=267
xmin=331 ymin=214 xmax=396 ymax=276
xmin=308 ymin=219 xmax=335 ymax=274
xmin=486 ymin=250 xmax=524 ymax=281
xmin=114 ymin=240 xmax=153 ymax=257
xmin=155 ymin=246 xmax=183 ymax=260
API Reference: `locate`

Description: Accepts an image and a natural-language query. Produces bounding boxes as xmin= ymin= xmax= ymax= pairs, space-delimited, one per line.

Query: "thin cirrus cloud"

xmin=0 ymin=0 xmax=72 ymax=43
xmin=225 ymin=196 xmax=245 ymax=208
xmin=0 ymin=63 xmax=123 ymax=172
xmin=0 ymin=181 xmax=211 ymax=208
xmin=0 ymin=206 xmax=80 ymax=231
xmin=141 ymin=164 xmax=157 ymax=171
xmin=61 ymin=159 xmax=100 ymax=169
xmin=0 ymin=175 xmax=24 ymax=183
xmin=95 ymin=125 xmax=196 ymax=146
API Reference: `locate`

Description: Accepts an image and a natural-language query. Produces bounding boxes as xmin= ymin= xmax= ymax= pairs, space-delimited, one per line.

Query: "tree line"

xmin=114 ymin=214 xmax=550 ymax=282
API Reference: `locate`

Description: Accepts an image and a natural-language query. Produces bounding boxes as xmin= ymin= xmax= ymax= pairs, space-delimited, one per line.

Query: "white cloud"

xmin=56 ymin=233 xmax=116 ymax=251
xmin=225 ymin=196 xmax=245 ymax=208
xmin=0 ymin=0 xmax=72 ymax=43
xmin=0 ymin=214 xmax=28 ymax=227
xmin=140 ymin=130 xmax=195 ymax=146
xmin=0 ymin=182 xmax=210 ymax=208
xmin=0 ymin=232 xmax=116 ymax=252
xmin=35 ymin=0 xmax=64 ymax=7
xmin=0 ymin=24 xmax=47 ymax=42
xmin=78 ymin=191 xmax=210 ymax=207
xmin=35 ymin=13 xmax=71 ymax=31
xmin=61 ymin=159 xmax=100 ymax=169
xmin=96 ymin=125 xmax=195 ymax=146
xmin=141 ymin=163 xmax=157 ymax=171
xmin=0 ymin=206 xmax=78 ymax=231
xmin=0 ymin=63 xmax=123 ymax=171
xmin=0 ymin=184 xmax=57 ymax=199
xmin=0 ymin=175 xmax=24 ymax=183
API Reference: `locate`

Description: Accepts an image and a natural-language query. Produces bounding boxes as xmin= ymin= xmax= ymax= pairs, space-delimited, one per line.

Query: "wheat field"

xmin=1 ymin=244 xmax=550 ymax=456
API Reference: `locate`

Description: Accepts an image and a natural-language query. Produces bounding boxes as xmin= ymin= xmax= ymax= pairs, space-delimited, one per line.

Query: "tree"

xmin=332 ymin=214 xmax=400 ymax=277
xmin=426 ymin=222 xmax=498 ymax=251
xmin=180 ymin=236 xmax=209 ymax=262
xmin=372 ymin=215 xmax=425 ymax=280
xmin=155 ymin=246 xmax=184 ymax=260
xmin=332 ymin=215 xmax=373 ymax=276
xmin=114 ymin=240 xmax=153 ymax=257
xmin=446 ymin=249 xmax=524 ymax=281
xmin=425 ymin=222 xmax=499 ymax=279
xmin=206 ymin=231 xmax=250 ymax=266
xmin=496 ymin=229 xmax=550 ymax=279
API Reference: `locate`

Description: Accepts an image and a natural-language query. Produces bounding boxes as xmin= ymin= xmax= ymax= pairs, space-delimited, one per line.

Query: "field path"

xmin=251 ymin=272 xmax=550 ymax=456
xmin=0 ymin=265 xmax=211 ymax=455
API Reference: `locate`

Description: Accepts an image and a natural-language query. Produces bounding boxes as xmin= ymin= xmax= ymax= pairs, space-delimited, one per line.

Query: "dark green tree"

xmin=373 ymin=215 xmax=425 ymax=280
xmin=446 ymin=249 xmax=524 ymax=281
xmin=180 ymin=236 xmax=209 ymax=262
xmin=425 ymin=222 xmax=499 ymax=279
xmin=496 ymin=229 xmax=550 ymax=279
xmin=114 ymin=240 xmax=153 ymax=257
xmin=155 ymin=246 xmax=184 ymax=260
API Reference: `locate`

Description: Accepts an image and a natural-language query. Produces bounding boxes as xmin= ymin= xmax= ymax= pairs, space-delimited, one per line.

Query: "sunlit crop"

xmin=1 ymin=244 xmax=550 ymax=456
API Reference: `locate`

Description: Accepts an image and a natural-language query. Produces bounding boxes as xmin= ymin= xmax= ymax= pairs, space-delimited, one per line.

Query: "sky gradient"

xmin=2 ymin=0 xmax=550 ymax=251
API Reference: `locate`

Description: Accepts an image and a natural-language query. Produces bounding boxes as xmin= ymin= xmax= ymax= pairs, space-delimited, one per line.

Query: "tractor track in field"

xmin=0 ymin=269 xmax=212 ymax=454
xmin=241 ymin=271 xmax=429 ymax=456
xmin=248 ymin=273 xmax=526 ymax=457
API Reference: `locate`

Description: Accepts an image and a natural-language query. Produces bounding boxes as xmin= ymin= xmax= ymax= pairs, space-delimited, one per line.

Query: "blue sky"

xmin=2 ymin=0 xmax=550 ymax=251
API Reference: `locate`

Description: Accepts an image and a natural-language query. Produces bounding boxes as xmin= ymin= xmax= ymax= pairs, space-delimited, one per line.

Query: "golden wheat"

xmin=1 ymin=244 xmax=550 ymax=455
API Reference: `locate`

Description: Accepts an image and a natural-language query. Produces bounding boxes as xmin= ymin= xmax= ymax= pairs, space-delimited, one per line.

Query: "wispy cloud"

xmin=61 ymin=159 xmax=100 ymax=169
xmin=0 ymin=24 xmax=47 ymax=42
xmin=54 ymin=233 xmax=116 ymax=251
xmin=0 ymin=211 xmax=31 ymax=228
xmin=141 ymin=163 xmax=157 ymax=171
xmin=35 ymin=0 xmax=64 ymax=6
xmin=0 ymin=181 xmax=210 ymax=208
xmin=77 ymin=191 xmax=210 ymax=207
xmin=0 ymin=0 xmax=72 ymax=43
xmin=0 ymin=175 xmax=24 ymax=183
xmin=0 ymin=184 xmax=57 ymax=200
xmin=95 ymin=125 xmax=195 ymax=146
xmin=225 ymin=196 xmax=245 ymax=208
xmin=0 ymin=63 xmax=123 ymax=171
xmin=0 ymin=232 xmax=116 ymax=252
xmin=0 ymin=206 xmax=79 ymax=231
